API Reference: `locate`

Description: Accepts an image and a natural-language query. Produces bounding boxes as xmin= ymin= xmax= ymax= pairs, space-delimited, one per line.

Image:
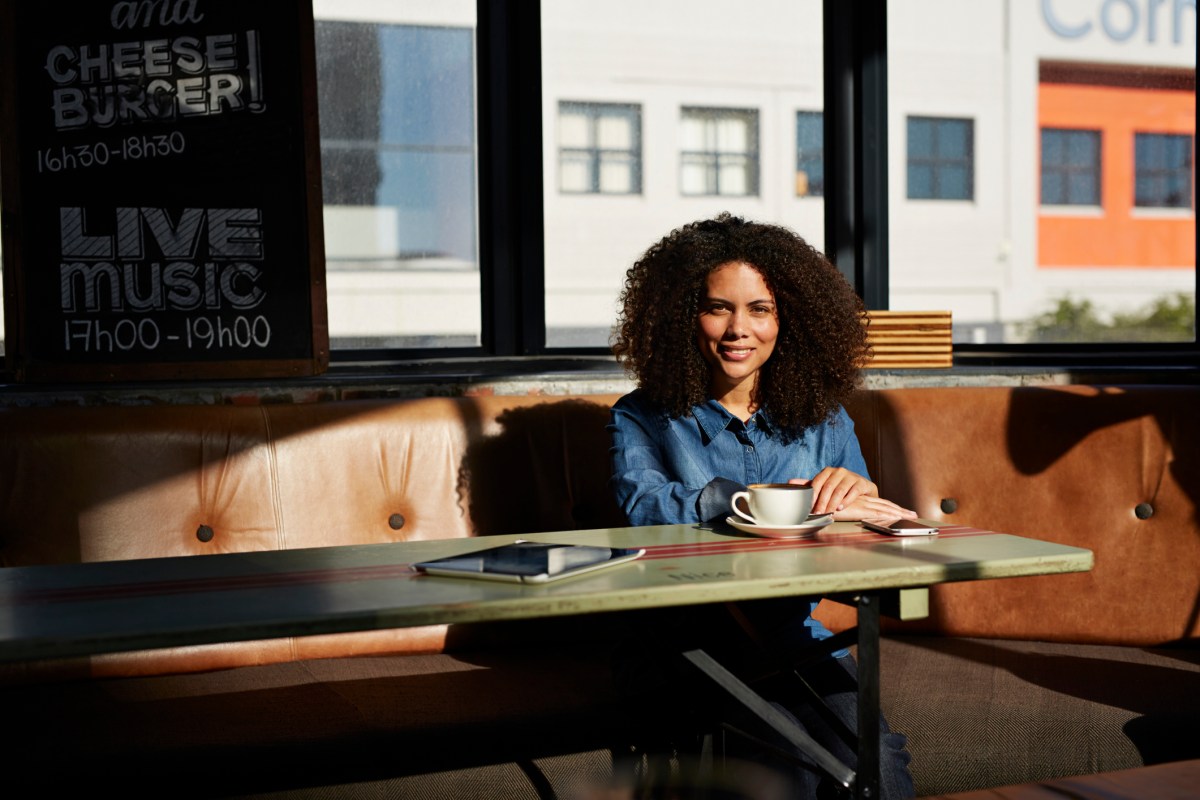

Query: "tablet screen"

xmin=413 ymin=541 xmax=644 ymax=583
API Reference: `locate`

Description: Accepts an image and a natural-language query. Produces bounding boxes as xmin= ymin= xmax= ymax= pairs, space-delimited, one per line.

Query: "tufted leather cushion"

xmin=843 ymin=386 xmax=1200 ymax=647
xmin=0 ymin=405 xmax=279 ymax=565
xmin=0 ymin=395 xmax=626 ymax=676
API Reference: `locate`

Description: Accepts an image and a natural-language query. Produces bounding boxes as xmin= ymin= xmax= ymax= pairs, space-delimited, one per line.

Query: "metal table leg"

xmin=681 ymin=648 xmax=856 ymax=792
xmin=856 ymin=592 xmax=881 ymax=799
xmin=684 ymin=589 xmax=888 ymax=799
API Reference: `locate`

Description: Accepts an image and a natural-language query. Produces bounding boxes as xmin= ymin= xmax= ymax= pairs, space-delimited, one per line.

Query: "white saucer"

xmin=724 ymin=513 xmax=835 ymax=538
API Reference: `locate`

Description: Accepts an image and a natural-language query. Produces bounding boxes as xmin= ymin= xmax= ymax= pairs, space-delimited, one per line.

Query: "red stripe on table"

xmin=8 ymin=563 xmax=422 ymax=605
xmin=640 ymin=525 xmax=990 ymax=560
xmin=7 ymin=526 xmax=992 ymax=605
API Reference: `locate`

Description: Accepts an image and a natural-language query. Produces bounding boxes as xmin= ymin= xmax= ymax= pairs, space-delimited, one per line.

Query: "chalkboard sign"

xmin=0 ymin=0 xmax=328 ymax=381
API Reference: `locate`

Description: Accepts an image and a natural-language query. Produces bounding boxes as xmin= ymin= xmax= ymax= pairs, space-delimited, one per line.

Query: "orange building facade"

xmin=1039 ymin=72 xmax=1195 ymax=269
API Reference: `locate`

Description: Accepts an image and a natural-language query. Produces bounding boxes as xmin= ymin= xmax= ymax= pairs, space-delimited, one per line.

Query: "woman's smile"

xmin=719 ymin=344 xmax=755 ymax=360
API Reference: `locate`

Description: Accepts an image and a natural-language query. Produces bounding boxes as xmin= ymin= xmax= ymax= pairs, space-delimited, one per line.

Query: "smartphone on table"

xmin=862 ymin=518 xmax=940 ymax=536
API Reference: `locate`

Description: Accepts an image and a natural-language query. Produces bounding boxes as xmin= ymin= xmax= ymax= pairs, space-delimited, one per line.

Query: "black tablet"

xmin=413 ymin=541 xmax=645 ymax=584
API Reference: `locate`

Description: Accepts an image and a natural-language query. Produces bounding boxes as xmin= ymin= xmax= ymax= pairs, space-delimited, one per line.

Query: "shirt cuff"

xmin=697 ymin=477 xmax=747 ymax=523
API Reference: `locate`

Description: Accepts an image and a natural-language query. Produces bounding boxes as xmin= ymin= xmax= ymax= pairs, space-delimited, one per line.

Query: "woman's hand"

xmin=789 ymin=469 xmax=917 ymax=521
xmin=827 ymin=493 xmax=919 ymax=521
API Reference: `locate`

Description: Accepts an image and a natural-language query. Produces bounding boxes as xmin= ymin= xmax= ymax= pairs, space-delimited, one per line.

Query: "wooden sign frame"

xmin=1 ymin=0 xmax=328 ymax=381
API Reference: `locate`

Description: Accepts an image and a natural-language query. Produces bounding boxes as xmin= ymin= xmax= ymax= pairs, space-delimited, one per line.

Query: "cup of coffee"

xmin=731 ymin=483 xmax=814 ymax=526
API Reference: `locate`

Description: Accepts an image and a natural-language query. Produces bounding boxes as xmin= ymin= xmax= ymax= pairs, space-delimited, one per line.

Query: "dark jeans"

xmin=613 ymin=598 xmax=915 ymax=799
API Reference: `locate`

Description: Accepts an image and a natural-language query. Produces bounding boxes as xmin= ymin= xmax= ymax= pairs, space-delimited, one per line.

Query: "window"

xmin=1041 ymin=128 xmax=1101 ymax=206
xmin=906 ymin=116 xmax=974 ymax=201
xmin=540 ymin=1 xmax=821 ymax=350
xmin=680 ymin=108 xmax=760 ymax=197
xmin=796 ymin=111 xmax=824 ymax=197
xmin=557 ymin=102 xmax=641 ymax=195
xmin=889 ymin=1 xmax=1194 ymax=351
xmin=1135 ymin=133 xmax=1194 ymax=209
xmin=314 ymin=10 xmax=479 ymax=350
xmin=6 ymin=3 xmax=1196 ymax=370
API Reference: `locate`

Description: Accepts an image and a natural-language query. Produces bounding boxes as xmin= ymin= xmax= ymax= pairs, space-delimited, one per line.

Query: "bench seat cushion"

xmin=881 ymin=636 xmax=1200 ymax=795
xmin=3 ymin=641 xmax=628 ymax=796
xmin=920 ymin=758 xmax=1200 ymax=799
xmin=7 ymin=630 xmax=1198 ymax=797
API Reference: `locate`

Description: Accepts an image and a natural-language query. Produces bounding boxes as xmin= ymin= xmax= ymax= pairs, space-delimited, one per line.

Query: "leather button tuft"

xmin=940 ymin=498 xmax=958 ymax=514
xmin=388 ymin=513 xmax=406 ymax=530
xmin=196 ymin=524 xmax=215 ymax=543
xmin=1134 ymin=503 xmax=1154 ymax=520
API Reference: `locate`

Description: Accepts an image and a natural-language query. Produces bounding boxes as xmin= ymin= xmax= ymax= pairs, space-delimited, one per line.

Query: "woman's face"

xmin=695 ymin=261 xmax=779 ymax=397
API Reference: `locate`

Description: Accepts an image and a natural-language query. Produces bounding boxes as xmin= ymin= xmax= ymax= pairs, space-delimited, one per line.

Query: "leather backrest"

xmin=0 ymin=395 xmax=626 ymax=676
xmin=826 ymin=386 xmax=1200 ymax=646
xmin=0 ymin=404 xmax=278 ymax=566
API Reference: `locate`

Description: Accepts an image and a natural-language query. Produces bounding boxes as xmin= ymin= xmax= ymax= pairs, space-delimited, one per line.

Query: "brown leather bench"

xmin=1 ymin=386 xmax=1197 ymax=796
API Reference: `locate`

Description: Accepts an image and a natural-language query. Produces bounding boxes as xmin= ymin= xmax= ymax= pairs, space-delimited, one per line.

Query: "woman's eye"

xmin=751 ymin=306 xmax=773 ymax=316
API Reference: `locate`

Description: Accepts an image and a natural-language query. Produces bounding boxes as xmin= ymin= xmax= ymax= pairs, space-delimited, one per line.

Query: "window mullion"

xmin=824 ymin=0 xmax=889 ymax=308
xmin=478 ymin=0 xmax=545 ymax=355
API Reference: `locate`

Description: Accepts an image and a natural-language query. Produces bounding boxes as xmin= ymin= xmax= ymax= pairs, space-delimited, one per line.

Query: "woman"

xmin=608 ymin=213 xmax=915 ymax=798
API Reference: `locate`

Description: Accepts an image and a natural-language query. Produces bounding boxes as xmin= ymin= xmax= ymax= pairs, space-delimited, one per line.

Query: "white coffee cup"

xmin=731 ymin=483 xmax=814 ymax=526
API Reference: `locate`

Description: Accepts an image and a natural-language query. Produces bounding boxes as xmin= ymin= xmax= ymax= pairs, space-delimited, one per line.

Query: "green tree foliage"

xmin=1024 ymin=293 xmax=1195 ymax=343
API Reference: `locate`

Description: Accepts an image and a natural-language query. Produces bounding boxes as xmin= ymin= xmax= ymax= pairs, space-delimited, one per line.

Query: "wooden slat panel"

xmin=862 ymin=311 xmax=952 ymax=369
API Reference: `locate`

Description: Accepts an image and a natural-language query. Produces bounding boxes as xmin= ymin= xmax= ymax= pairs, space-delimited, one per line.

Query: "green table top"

xmin=0 ymin=522 xmax=1093 ymax=663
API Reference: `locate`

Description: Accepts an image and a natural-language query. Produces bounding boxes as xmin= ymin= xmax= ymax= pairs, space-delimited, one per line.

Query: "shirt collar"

xmin=691 ymin=398 xmax=776 ymax=442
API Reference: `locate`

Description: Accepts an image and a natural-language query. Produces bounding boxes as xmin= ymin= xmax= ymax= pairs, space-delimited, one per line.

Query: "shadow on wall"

xmin=1006 ymin=386 xmax=1197 ymax=484
xmin=446 ymin=398 xmax=633 ymax=653
xmin=457 ymin=399 xmax=627 ymax=536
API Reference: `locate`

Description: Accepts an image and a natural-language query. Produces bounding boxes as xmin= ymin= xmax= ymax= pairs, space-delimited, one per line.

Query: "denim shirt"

xmin=607 ymin=389 xmax=869 ymax=653
xmin=608 ymin=389 xmax=870 ymax=527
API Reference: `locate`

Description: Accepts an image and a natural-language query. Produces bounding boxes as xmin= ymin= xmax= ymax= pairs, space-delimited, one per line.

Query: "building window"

xmin=1041 ymin=128 xmax=1101 ymax=206
xmin=1135 ymin=133 xmax=1194 ymax=209
xmin=796 ymin=111 xmax=824 ymax=197
xmin=557 ymin=102 xmax=642 ymax=194
xmin=316 ymin=22 xmax=476 ymax=242
xmin=680 ymin=107 xmax=759 ymax=196
xmin=906 ymin=116 xmax=974 ymax=200
xmin=315 ymin=17 xmax=480 ymax=349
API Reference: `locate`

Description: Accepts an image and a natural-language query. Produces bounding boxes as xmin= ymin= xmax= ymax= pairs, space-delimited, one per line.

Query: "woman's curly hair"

xmin=612 ymin=213 xmax=870 ymax=438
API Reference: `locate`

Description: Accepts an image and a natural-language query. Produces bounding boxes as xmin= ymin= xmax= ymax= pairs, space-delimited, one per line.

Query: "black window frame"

xmin=181 ymin=0 xmax=1200 ymax=371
